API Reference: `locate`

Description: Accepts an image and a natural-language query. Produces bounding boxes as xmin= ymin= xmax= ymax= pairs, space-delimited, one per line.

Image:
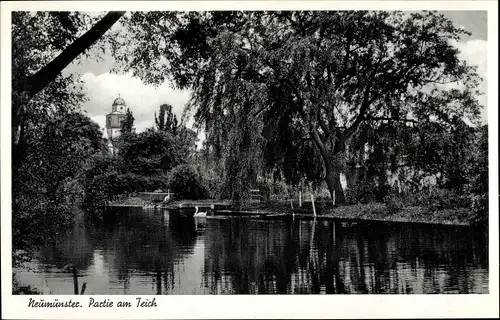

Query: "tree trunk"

xmin=325 ymin=162 xmax=346 ymax=206
xmin=307 ymin=125 xmax=347 ymax=206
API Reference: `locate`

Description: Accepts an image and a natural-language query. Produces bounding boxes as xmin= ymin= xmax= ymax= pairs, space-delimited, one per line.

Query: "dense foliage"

xmin=12 ymin=11 xmax=123 ymax=266
xmin=13 ymin=111 xmax=104 ymax=264
xmin=83 ymin=170 xmax=169 ymax=220
xmin=112 ymin=11 xmax=483 ymax=206
xmin=81 ymin=106 xmax=200 ymax=219
xmin=345 ymin=119 xmax=488 ymax=223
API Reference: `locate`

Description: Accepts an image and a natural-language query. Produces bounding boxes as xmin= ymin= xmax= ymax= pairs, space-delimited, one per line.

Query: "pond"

xmin=14 ymin=207 xmax=489 ymax=294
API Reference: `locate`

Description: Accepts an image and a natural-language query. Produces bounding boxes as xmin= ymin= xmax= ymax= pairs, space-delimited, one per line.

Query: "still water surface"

xmin=15 ymin=207 xmax=489 ymax=294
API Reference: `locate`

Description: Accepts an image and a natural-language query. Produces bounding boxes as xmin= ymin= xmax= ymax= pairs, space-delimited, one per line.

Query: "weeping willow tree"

xmin=262 ymin=93 xmax=325 ymax=192
xmin=216 ymin=107 xmax=265 ymax=204
xmin=113 ymin=11 xmax=482 ymax=205
xmin=183 ymin=30 xmax=268 ymax=203
xmin=185 ymin=11 xmax=481 ymax=205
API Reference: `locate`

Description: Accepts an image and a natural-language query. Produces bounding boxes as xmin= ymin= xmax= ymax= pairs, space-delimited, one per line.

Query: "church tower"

xmin=106 ymin=96 xmax=127 ymax=154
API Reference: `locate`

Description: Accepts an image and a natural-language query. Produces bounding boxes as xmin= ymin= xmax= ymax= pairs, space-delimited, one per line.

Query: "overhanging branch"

xmin=25 ymin=11 xmax=125 ymax=98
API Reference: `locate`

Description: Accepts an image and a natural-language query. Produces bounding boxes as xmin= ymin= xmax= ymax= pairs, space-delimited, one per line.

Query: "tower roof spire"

xmin=113 ymin=95 xmax=126 ymax=107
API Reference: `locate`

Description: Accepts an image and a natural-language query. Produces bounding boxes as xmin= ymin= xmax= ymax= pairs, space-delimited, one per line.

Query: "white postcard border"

xmin=1 ymin=1 xmax=498 ymax=319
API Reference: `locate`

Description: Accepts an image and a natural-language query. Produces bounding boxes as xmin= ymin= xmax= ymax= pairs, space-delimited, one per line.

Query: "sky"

xmin=64 ymin=11 xmax=488 ymax=142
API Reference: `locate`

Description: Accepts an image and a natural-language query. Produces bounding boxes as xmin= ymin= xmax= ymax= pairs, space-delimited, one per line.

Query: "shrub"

xmin=400 ymin=190 xmax=428 ymax=207
xmin=385 ymin=195 xmax=404 ymax=215
xmin=345 ymin=180 xmax=390 ymax=204
xmin=401 ymin=188 xmax=470 ymax=211
xmin=168 ymin=164 xmax=207 ymax=199
xmin=345 ymin=182 xmax=374 ymax=204
xmin=470 ymin=193 xmax=488 ymax=225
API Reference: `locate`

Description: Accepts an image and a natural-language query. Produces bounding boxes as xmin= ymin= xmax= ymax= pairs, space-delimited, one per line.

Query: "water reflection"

xmin=14 ymin=207 xmax=488 ymax=294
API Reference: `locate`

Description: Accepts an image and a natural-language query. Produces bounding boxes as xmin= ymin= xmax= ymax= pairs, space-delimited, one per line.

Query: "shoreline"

xmin=223 ymin=203 xmax=471 ymax=226
xmin=108 ymin=197 xmax=473 ymax=227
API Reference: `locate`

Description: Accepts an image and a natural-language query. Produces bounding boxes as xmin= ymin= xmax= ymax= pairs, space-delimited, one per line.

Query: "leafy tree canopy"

xmin=112 ymin=11 xmax=483 ymax=204
xmin=116 ymin=126 xmax=197 ymax=175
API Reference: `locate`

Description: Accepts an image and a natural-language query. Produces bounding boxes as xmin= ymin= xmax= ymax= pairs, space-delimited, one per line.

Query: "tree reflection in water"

xmin=202 ymin=218 xmax=488 ymax=294
xmin=17 ymin=207 xmax=488 ymax=294
xmin=30 ymin=207 xmax=201 ymax=294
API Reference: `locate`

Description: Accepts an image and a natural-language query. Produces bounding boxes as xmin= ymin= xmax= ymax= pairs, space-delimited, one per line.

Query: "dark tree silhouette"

xmin=155 ymin=104 xmax=178 ymax=135
xmin=121 ymin=108 xmax=135 ymax=134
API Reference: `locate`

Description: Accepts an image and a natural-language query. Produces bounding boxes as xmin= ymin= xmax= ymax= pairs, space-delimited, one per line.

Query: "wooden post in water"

xmin=80 ymin=282 xmax=87 ymax=295
xmin=309 ymin=216 xmax=317 ymax=269
xmin=311 ymin=193 xmax=317 ymax=217
xmin=156 ymin=271 xmax=162 ymax=295
xmin=310 ymin=216 xmax=317 ymax=246
xmin=332 ymin=221 xmax=336 ymax=247
xmin=310 ymin=183 xmax=317 ymax=217
xmin=72 ymin=267 xmax=79 ymax=295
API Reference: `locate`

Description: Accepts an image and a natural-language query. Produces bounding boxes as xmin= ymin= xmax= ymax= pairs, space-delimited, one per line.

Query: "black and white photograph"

xmin=1 ymin=1 xmax=498 ymax=319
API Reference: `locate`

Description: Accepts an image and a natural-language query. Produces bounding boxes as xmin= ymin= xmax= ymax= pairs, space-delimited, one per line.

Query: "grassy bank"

xmin=323 ymin=204 xmax=471 ymax=226
xmin=236 ymin=202 xmax=472 ymax=226
xmin=108 ymin=195 xmax=473 ymax=226
xmin=107 ymin=195 xmax=147 ymax=207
